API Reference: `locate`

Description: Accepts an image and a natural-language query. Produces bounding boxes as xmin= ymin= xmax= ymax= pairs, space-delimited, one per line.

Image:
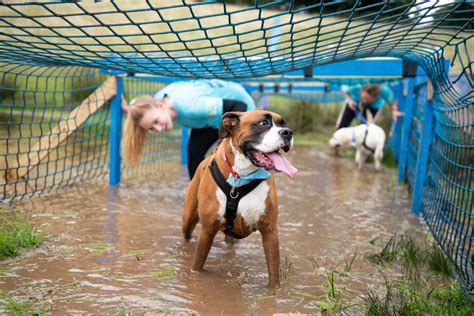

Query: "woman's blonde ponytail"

xmin=121 ymin=96 xmax=155 ymax=165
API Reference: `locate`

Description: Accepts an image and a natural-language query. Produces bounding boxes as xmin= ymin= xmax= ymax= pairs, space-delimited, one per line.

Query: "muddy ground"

xmin=0 ymin=145 xmax=422 ymax=314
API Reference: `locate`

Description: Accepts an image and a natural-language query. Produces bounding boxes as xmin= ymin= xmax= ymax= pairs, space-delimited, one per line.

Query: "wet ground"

xmin=0 ymin=145 xmax=421 ymax=314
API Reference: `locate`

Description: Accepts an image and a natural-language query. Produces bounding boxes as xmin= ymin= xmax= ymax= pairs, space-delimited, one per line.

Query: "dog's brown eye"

xmin=280 ymin=120 xmax=287 ymax=127
xmin=258 ymin=120 xmax=270 ymax=126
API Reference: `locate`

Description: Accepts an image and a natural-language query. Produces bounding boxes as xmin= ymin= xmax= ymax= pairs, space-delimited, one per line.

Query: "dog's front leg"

xmin=355 ymin=150 xmax=361 ymax=165
xmin=357 ymin=150 xmax=367 ymax=170
xmin=260 ymin=226 xmax=280 ymax=288
xmin=374 ymin=146 xmax=384 ymax=172
xmin=192 ymin=221 xmax=219 ymax=271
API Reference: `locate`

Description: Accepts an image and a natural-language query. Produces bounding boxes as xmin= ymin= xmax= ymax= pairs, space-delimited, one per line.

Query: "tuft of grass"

xmin=112 ymin=308 xmax=127 ymax=316
xmin=363 ymin=279 xmax=473 ymax=315
xmin=150 ymin=266 xmax=176 ymax=279
xmin=368 ymin=233 xmax=425 ymax=272
xmin=398 ymin=234 xmax=424 ymax=273
xmin=0 ymin=206 xmax=41 ymax=260
xmin=343 ymin=252 xmax=357 ymax=274
xmin=363 ymin=283 xmax=392 ymax=316
xmin=325 ymin=270 xmax=337 ymax=301
xmin=363 ymin=232 xmax=473 ymax=315
xmin=0 ymin=290 xmax=42 ymax=315
xmin=427 ymin=244 xmax=452 ymax=277
xmin=429 ymin=283 xmax=473 ymax=314
xmin=0 ymin=291 xmax=26 ymax=314
xmin=315 ymin=268 xmax=344 ymax=313
xmin=367 ymin=235 xmax=399 ymax=266
xmin=279 ymin=256 xmax=293 ymax=282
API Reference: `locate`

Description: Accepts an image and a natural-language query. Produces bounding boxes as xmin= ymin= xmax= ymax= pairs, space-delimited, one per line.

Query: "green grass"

xmin=315 ymin=268 xmax=344 ymax=312
xmin=363 ymin=278 xmax=473 ymax=315
xmin=279 ymin=256 xmax=293 ymax=282
xmin=398 ymin=234 xmax=424 ymax=274
xmin=367 ymin=233 xmax=451 ymax=275
xmin=0 ymin=290 xmax=43 ymax=315
xmin=362 ymin=232 xmax=473 ymax=315
xmin=150 ymin=266 xmax=176 ymax=279
xmin=367 ymin=235 xmax=399 ymax=266
xmin=0 ymin=203 xmax=41 ymax=260
xmin=427 ymin=244 xmax=452 ymax=277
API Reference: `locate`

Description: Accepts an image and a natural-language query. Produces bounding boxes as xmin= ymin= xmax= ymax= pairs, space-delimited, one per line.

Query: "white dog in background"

xmin=329 ymin=123 xmax=386 ymax=171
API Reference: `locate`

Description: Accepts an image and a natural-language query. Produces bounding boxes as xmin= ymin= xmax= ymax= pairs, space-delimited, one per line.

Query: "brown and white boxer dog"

xmin=182 ymin=109 xmax=297 ymax=288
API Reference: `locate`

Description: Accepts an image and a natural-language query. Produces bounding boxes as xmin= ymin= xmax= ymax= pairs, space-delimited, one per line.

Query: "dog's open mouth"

xmin=248 ymin=149 xmax=297 ymax=178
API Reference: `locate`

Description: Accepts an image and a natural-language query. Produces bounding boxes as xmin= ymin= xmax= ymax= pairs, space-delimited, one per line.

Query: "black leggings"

xmin=336 ymin=104 xmax=378 ymax=129
xmin=187 ymin=99 xmax=247 ymax=179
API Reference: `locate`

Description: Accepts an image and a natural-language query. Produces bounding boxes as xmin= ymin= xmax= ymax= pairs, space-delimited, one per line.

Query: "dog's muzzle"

xmin=279 ymin=128 xmax=293 ymax=152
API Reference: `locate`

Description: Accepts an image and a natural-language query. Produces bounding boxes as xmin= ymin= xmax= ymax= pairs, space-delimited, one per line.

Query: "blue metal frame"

xmin=128 ymin=58 xmax=405 ymax=83
xmin=109 ymin=76 xmax=123 ymax=186
xmin=180 ymin=126 xmax=189 ymax=166
xmin=242 ymin=84 xmax=339 ymax=93
xmin=389 ymin=82 xmax=405 ymax=161
xmin=398 ymin=77 xmax=416 ymax=183
xmin=412 ymin=93 xmax=434 ymax=215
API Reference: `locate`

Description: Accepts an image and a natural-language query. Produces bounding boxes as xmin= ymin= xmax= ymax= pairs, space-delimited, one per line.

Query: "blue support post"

xmin=389 ymin=82 xmax=405 ymax=161
xmin=412 ymin=81 xmax=434 ymax=215
xmin=398 ymin=77 xmax=415 ymax=183
xmin=109 ymin=75 xmax=123 ymax=186
xmin=181 ymin=126 xmax=189 ymax=166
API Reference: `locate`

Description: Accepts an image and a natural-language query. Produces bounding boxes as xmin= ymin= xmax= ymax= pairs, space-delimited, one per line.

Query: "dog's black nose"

xmin=279 ymin=128 xmax=293 ymax=140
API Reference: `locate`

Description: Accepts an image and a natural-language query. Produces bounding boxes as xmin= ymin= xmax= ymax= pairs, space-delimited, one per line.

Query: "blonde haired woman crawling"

xmin=121 ymin=79 xmax=255 ymax=179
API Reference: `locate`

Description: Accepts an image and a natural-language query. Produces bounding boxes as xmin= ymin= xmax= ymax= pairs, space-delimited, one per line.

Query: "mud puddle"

xmin=0 ymin=145 xmax=421 ymax=314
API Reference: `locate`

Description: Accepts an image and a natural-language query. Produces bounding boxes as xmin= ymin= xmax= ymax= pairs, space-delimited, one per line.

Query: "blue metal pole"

xmin=412 ymin=82 xmax=434 ymax=215
xmin=181 ymin=126 xmax=189 ymax=166
xmin=397 ymin=77 xmax=415 ymax=183
xmin=109 ymin=75 xmax=123 ymax=186
xmin=389 ymin=82 xmax=405 ymax=161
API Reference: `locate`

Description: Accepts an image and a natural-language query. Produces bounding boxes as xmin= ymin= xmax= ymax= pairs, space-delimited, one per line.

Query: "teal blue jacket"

xmin=343 ymin=84 xmax=395 ymax=110
xmin=154 ymin=80 xmax=255 ymax=129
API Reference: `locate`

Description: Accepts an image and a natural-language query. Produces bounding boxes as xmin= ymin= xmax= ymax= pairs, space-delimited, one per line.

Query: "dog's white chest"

xmin=216 ymin=182 xmax=269 ymax=229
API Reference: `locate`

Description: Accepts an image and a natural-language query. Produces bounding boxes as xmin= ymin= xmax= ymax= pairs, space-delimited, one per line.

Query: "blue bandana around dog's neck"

xmin=226 ymin=168 xmax=272 ymax=187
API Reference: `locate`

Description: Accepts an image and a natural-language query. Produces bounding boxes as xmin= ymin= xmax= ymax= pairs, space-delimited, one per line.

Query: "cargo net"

xmin=0 ymin=0 xmax=472 ymax=295
xmin=0 ymin=65 xmax=179 ymax=200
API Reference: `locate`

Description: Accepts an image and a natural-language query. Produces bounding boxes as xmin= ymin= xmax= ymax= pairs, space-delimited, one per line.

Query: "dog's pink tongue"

xmin=266 ymin=152 xmax=298 ymax=177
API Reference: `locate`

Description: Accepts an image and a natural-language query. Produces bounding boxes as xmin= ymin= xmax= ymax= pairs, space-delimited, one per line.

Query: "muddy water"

xmin=0 ymin=145 xmax=421 ymax=314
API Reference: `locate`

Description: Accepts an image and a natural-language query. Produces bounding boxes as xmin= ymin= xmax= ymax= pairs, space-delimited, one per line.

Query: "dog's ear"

xmin=337 ymin=129 xmax=352 ymax=146
xmin=219 ymin=112 xmax=242 ymax=138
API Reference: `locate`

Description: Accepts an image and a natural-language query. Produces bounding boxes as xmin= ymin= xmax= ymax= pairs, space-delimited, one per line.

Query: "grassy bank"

xmin=313 ymin=232 xmax=473 ymax=315
xmin=362 ymin=233 xmax=472 ymax=315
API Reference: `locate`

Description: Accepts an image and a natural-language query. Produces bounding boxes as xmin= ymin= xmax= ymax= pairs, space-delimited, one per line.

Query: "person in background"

xmin=257 ymin=92 xmax=269 ymax=110
xmin=256 ymin=83 xmax=269 ymax=110
xmin=335 ymin=83 xmax=403 ymax=129
xmin=121 ymin=79 xmax=255 ymax=179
